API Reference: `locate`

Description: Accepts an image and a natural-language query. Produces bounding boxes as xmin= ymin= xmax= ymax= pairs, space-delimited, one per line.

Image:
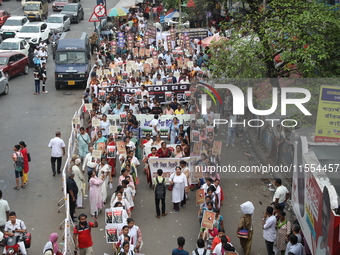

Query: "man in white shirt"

xmin=287 ymin=235 xmax=304 ymax=255
xmin=0 ymin=190 xmax=10 ymax=233
xmin=129 ymin=98 xmax=139 ymax=114
xmin=82 ymin=147 xmax=98 ymax=182
xmin=263 ymin=206 xmax=276 ymax=255
xmin=100 ymin=100 xmax=110 ymax=115
xmin=272 ymin=178 xmax=290 ymax=210
xmin=149 ymin=114 xmax=160 ymax=137
xmin=48 ymin=131 xmax=66 ymax=176
xmin=4 ymin=212 xmax=27 ymax=255
xmin=192 ymin=238 xmax=210 ymax=255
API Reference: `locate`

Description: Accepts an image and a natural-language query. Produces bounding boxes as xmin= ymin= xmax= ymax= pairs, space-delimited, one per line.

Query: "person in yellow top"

xmin=142 ymin=76 xmax=152 ymax=85
xmin=174 ymin=105 xmax=185 ymax=115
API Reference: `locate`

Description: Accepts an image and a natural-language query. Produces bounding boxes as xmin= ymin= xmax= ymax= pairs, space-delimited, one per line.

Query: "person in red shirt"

xmin=157 ymin=142 xmax=172 ymax=158
xmin=144 ymin=5 xmax=150 ymax=20
xmin=211 ymin=228 xmax=230 ymax=250
xmin=73 ymin=213 xmax=98 ymax=254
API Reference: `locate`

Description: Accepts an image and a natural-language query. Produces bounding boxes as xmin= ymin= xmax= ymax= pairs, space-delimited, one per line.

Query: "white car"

xmin=15 ymin=22 xmax=50 ymax=45
xmin=46 ymin=14 xmax=71 ymax=33
xmin=0 ymin=16 xmax=30 ymax=39
xmin=0 ymin=70 xmax=9 ymax=96
xmin=0 ymin=38 xmax=30 ymax=56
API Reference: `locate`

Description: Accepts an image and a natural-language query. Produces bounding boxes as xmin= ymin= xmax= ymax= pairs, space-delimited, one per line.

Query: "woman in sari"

xmin=180 ymin=139 xmax=190 ymax=157
xmin=77 ymin=127 xmax=90 ymax=159
xmin=143 ymin=147 xmax=158 ymax=187
xmin=141 ymin=134 xmax=153 ymax=147
xmin=127 ymin=218 xmax=143 ymax=253
xmin=152 ymin=134 xmax=164 ymax=146
xmin=173 ymin=145 xmax=184 ymax=158
xmin=92 ymin=131 xmax=108 ymax=150
xmin=98 ymin=158 xmax=112 ymax=204
xmin=168 ymin=117 xmax=180 ymax=144
xmin=19 ymin=141 xmax=29 ymax=187
xmin=111 ymin=192 xmax=131 ymax=217
xmin=89 ymin=169 xmax=104 ymax=216
xmin=276 ymin=211 xmax=291 ymax=255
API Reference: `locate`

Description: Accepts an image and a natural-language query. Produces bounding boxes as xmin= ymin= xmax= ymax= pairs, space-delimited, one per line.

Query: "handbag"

xmin=237 ymin=216 xmax=249 ymax=239
xmin=27 ymin=152 xmax=31 ymax=162
xmin=168 ymin=184 xmax=173 ymax=191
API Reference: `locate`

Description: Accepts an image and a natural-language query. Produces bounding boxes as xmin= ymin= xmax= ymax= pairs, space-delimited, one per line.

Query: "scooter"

xmin=3 ymin=232 xmax=31 ymax=255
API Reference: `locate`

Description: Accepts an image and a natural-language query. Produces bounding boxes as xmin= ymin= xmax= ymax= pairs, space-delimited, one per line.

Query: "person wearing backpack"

xmin=12 ymin=145 xmax=25 ymax=190
xmin=153 ymin=169 xmax=167 ymax=218
xmin=192 ymin=238 xmax=211 ymax=255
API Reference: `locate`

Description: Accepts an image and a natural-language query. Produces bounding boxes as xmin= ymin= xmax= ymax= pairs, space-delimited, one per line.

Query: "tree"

xmin=209 ymin=0 xmax=340 ymax=80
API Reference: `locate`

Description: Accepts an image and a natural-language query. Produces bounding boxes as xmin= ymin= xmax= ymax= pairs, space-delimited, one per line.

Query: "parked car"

xmin=52 ymin=0 xmax=70 ymax=12
xmin=15 ymin=22 xmax=50 ymax=45
xmin=0 ymin=11 xmax=11 ymax=27
xmin=0 ymin=16 xmax=29 ymax=39
xmin=0 ymin=52 xmax=29 ymax=79
xmin=0 ymin=38 xmax=30 ymax=56
xmin=0 ymin=70 xmax=9 ymax=95
xmin=60 ymin=3 xmax=84 ymax=23
xmin=46 ymin=14 xmax=71 ymax=33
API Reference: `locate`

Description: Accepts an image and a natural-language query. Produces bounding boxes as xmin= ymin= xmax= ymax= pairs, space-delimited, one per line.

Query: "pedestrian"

xmin=285 ymin=224 xmax=302 ymax=255
xmin=225 ymin=112 xmax=237 ymax=147
xmin=211 ymin=228 xmax=227 ymax=251
xmin=72 ymin=158 xmax=85 ymax=209
xmin=73 ymin=213 xmax=98 ymax=255
xmin=12 ymin=144 xmax=25 ymax=190
xmin=41 ymin=62 xmax=48 ymax=93
xmin=43 ymin=233 xmax=62 ymax=255
xmin=67 ymin=170 xmax=78 ymax=222
xmin=89 ymin=169 xmax=103 ymax=217
xmin=153 ymin=169 xmax=167 ymax=218
xmin=119 ymin=241 xmax=134 ymax=255
xmin=33 ymin=66 xmax=41 ymax=95
xmin=148 ymin=114 xmax=160 ymax=138
xmin=276 ymin=211 xmax=291 ymax=255
xmin=4 ymin=212 xmax=27 ymax=255
xmin=263 ymin=206 xmax=277 ymax=255
xmin=77 ymin=127 xmax=90 ymax=160
xmin=89 ymin=32 xmax=98 ymax=55
xmin=82 ymin=147 xmax=97 ymax=182
xmin=272 ymin=178 xmax=290 ymax=210
xmin=0 ymin=190 xmax=10 ymax=233
xmin=169 ymin=166 xmax=188 ymax=213
xmin=19 ymin=141 xmax=29 ymax=187
xmin=286 ymin=234 xmax=304 ymax=255
xmin=172 ymin=236 xmax=189 ymax=255
xmin=192 ymin=238 xmax=210 ymax=255
xmin=98 ymin=158 xmax=112 ymax=204
xmin=48 ymin=131 xmax=66 ymax=176
xmin=237 ymin=201 xmax=254 ymax=255
xmin=126 ymin=218 xmax=143 ymax=253
xmin=212 ymin=235 xmax=230 ymax=255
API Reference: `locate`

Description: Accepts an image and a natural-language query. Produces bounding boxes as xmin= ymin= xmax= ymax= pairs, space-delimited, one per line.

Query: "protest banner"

xmin=196 ymin=189 xmax=205 ymax=205
xmin=201 ymin=211 xmax=216 ymax=229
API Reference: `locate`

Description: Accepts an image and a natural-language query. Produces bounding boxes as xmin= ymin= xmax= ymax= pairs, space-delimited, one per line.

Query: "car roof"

xmin=0 ymin=52 xmax=26 ymax=57
xmin=22 ymin=22 xmax=46 ymax=26
xmin=64 ymin=3 xmax=79 ymax=6
xmin=6 ymin=16 xmax=26 ymax=20
xmin=48 ymin=14 xmax=67 ymax=17
xmin=2 ymin=38 xmax=23 ymax=42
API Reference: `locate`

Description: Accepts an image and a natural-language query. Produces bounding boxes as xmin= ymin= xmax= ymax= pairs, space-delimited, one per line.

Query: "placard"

xmin=196 ymin=189 xmax=205 ymax=205
xmin=145 ymin=49 xmax=150 ymax=57
xmin=187 ymin=61 xmax=193 ymax=68
xmin=97 ymin=142 xmax=106 ymax=152
xmin=73 ymin=116 xmax=80 ymax=125
xmin=85 ymin=103 xmax=92 ymax=111
xmin=153 ymin=58 xmax=159 ymax=68
xmin=92 ymin=149 xmax=102 ymax=159
xmin=139 ymin=47 xmax=145 ymax=56
xmin=109 ymin=126 xmax=118 ymax=135
xmin=144 ymin=63 xmax=151 ymax=74
xmin=212 ymin=141 xmax=222 ymax=155
xmin=165 ymin=92 xmax=172 ymax=102
xmin=133 ymin=47 xmax=138 ymax=56
xmin=92 ymin=118 xmax=100 ymax=127
xmin=192 ymin=141 xmax=202 ymax=155
xmin=107 ymin=146 xmax=116 ymax=158
xmin=104 ymin=69 xmax=110 ymax=75
xmin=114 ymin=67 xmax=120 ymax=74
xmin=201 ymin=211 xmax=216 ymax=229
xmin=116 ymin=141 xmax=126 ymax=155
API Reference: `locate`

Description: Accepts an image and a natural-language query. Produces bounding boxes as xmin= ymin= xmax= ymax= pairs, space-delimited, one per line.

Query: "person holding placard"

xmin=77 ymin=127 xmax=91 ymax=160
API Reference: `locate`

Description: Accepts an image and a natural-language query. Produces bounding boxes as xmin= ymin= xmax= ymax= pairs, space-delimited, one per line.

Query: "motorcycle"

xmin=3 ymin=232 xmax=31 ymax=255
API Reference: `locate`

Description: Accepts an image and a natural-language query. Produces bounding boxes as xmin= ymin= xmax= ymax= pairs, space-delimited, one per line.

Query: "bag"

xmin=237 ymin=229 xmax=249 ymax=239
xmin=155 ymin=177 xmax=166 ymax=199
xmin=195 ymin=248 xmax=207 ymax=255
xmin=27 ymin=152 xmax=31 ymax=162
xmin=15 ymin=152 xmax=24 ymax=172
xmin=168 ymin=173 xmax=174 ymax=191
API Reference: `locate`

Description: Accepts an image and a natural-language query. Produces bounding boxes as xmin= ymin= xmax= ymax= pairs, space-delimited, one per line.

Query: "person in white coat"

xmin=169 ymin=166 xmax=188 ymax=213
xmin=72 ymin=158 xmax=85 ymax=209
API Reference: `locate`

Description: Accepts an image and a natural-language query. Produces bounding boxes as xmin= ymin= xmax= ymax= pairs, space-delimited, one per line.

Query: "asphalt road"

xmin=0 ymin=1 xmax=279 ymax=254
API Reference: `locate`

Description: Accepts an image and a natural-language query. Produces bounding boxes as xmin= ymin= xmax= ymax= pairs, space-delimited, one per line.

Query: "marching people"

xmin=169 ymin=166 xmax=188 ymax=213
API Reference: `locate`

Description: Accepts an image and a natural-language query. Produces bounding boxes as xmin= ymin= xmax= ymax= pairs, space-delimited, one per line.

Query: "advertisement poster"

xmin=315 ymin=85 xmax=340 ymax=142
xmin=196 ymin=189 xmax=205 ymax=205
xmin=201 ymin=211 xmax=215 ymax=229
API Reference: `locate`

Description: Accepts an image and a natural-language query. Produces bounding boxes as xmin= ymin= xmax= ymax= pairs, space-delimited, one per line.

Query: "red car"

xmin=52 ymin=0 xmax=71 ymax=11
xmin=0 ymin=52 xmax=29 ymax=79
xmin=0 ymin=10 xmax=10 ymax=27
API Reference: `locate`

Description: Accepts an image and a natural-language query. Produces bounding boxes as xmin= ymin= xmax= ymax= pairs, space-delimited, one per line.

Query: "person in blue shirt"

xmin=113 ymin=103 xmax=124 ymax=115
xmin=172 ymin=236 xmax=189 ymax=255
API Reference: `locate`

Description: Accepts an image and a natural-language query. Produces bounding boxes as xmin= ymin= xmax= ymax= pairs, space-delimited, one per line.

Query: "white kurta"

xmin=100 ymin=164 xmax=111 ymax=203
xmin=171 ymin=173 xmax=188 ymax=203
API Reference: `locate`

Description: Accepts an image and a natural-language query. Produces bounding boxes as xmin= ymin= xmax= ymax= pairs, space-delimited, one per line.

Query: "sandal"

xmin=21 ymin=185 xmax=25 ymax=189
xmin=13 ymin=186 xmax=20 ymax=190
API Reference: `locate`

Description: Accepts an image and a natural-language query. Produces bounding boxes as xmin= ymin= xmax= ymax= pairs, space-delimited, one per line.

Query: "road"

xmin=0 ymin=1 xmax=280 ymax=254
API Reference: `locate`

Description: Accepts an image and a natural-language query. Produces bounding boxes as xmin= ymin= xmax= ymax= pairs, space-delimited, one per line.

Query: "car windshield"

xmin=55 ymin=51 xmax=87 ymax=64
xmin=62 ymin=5 xmax=77 ymax=11
xmin=0 ymin=42 xmax=19 ymax=50
xmin=25 ymin=3 xmax=40 ymax=11
xmin=19 ymin=26 xmax=39 ymax=33
xmin=4 ymin=20 xmax=22 ymax=26
xmin=46 ymin=17 xmax=63 ymax=23
xmin=0 ymin=57 xmax=8 ymax=65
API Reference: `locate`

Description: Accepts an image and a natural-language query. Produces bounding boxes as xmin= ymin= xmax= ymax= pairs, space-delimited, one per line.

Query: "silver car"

xmin=0 ymin=70 xmax=9 ymax=95
xmin=46 ymin=14 xmax=71 ymax=33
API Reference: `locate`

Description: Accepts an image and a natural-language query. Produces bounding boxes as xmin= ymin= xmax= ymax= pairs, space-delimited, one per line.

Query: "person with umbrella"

xmin=236 ymin=201 xmax=254 ymax=255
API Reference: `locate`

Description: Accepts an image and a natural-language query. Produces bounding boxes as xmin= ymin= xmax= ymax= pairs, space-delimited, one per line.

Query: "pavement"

xmin=0 ymin=1 xmax=295 ymax=254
